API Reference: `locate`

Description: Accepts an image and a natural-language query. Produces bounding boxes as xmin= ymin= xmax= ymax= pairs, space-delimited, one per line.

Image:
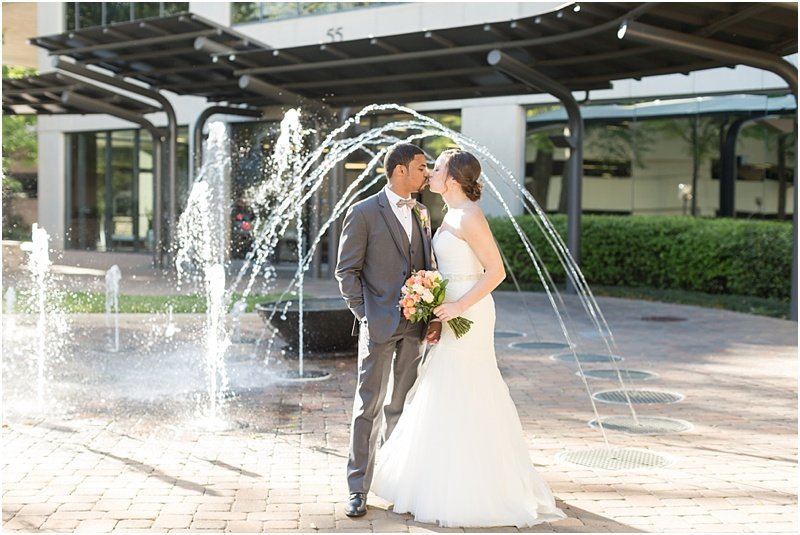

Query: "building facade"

xmin=19 ymin=2 xmax=798 ymax=259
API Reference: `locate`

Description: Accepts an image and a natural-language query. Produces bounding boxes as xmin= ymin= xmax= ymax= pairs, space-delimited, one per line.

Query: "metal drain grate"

xmin=551 ymin=352 xmax=623 ymax=363
xmin=641 ymin=315 xmax=687 ymax=322
xmin=556 ymin=447 xmax=674 ymax=470
xmin=511 ymin=341 xmax=571 ymax=350
xmin=577 ymin=369 xmax=656 ymax=381
xmin=589 ymin=416 xmax=693 ymax=435
xmin=494 ymin=330 xmax=526 ymax=339
xmin=593 ymin=389 xmax=684 ymax=404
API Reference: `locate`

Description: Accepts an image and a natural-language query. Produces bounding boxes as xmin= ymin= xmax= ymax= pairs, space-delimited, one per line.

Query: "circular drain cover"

xmin=277 ymin=370 xmax=331 ymax=382
xmin=512 ymin=341 xmax=571 ymax=350
xmin=551 ymin=352 xmax=623 ymax=363
xmin=556 ymin=447 xmax=674 ymax=470
xmin=593 ymin=389 xmax=684 ymax=404
xmin=641 ymin=315 xmax=687 ymax=322
xmin=494 ymin=330 xmax=525 ymax=338
xmin=589 ymin=416 xmax=693 ymax=435
xmin=577 ymin=369 xmax=656 ymax=381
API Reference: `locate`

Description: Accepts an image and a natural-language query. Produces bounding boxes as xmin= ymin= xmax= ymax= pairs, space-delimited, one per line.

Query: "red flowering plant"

xmin=398 ymin=270 xmax=473 ymax=339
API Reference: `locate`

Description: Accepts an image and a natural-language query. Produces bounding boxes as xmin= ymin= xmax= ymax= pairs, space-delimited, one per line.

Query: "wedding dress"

xmin=371 ymin=229 xmax=566 ymax=528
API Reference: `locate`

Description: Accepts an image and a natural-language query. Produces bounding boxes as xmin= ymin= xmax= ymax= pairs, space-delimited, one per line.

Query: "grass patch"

xmin=3 ymin=291 xmax=295 ymax=314
xmin=7 ymin=285 xmax=790 ymax=319
xmin=497 ymin=282 xmax=791 ymax=320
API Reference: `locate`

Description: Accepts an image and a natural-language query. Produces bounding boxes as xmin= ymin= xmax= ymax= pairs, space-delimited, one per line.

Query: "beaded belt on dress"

xmin=441 ymin=272 xmax=483 ymax=282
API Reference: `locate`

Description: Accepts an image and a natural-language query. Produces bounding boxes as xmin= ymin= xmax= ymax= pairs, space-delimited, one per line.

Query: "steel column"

xmin=193 ymin=106 xmax=262 ymax=177
xmin=487 ymin=50 xmax=584 ymax=293
xmin=52 ymin=58 xmax=178 ymax=269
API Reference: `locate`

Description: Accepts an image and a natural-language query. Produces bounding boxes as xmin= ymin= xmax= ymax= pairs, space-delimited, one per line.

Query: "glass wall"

xmin=65 ymin=2 xmax=189 ymax=31
xmin=525 ymin=101 xmax=795 ymax=219
xmin=65 ymin=127 xmax=188 ymax=252
xmin=232 ymin=2 xmax=390 ymax=24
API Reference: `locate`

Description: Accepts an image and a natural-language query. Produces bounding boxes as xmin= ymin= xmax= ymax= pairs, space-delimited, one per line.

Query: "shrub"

xmin=489 ymin=214 xmax=792 ymax=300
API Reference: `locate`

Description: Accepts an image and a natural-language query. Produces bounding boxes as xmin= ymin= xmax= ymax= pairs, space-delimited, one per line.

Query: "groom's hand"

xmin=425 ymin=321 xmax=442 ymax=344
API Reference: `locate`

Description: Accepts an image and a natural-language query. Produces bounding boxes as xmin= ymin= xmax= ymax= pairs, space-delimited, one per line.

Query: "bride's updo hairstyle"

xmin=442 ymin=149 xmax=482 ymax=201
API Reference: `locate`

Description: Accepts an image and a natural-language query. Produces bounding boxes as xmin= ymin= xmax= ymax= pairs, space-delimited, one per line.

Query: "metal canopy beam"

xmin=487 ymin=49 xmax=584 ymax=294
xmin=53 ymin=58 xmax=178 ymax=269
xmin=193 ymin=106 xmax=262 ymax=176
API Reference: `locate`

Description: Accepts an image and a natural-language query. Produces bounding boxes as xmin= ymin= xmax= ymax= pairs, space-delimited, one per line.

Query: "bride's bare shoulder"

xmin=461 ymin=203 xmax=489 ymax=232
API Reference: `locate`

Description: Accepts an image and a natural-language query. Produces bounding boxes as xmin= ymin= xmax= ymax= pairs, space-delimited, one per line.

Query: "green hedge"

xmin=489 ymin=214 xmax=792 ymax=300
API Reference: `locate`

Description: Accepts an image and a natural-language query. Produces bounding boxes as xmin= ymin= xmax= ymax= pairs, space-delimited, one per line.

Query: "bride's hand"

xmin=433 ymin=302 xmax=465 ymax=322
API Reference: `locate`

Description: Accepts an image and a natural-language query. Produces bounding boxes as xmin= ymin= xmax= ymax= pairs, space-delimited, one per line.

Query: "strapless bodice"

xmin=432 ymin=229 xmax=485 ymax=280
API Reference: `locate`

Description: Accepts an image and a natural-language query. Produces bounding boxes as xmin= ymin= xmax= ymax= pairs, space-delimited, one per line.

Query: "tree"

xmin=653 ymin=116 xmax=722 ymax=216
xmin=2 ymin=65 xmax=38 ymax=238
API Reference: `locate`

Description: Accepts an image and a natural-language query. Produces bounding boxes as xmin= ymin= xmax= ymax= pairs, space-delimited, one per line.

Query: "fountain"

xmin=229 ymin=299 xmax=248 ymax=343
xmin=214 ymin=104 xmax=683 ymax=469
xmin=28 ymin=223 xmax=51 ymax=410
xmin=104 ymin=264 xmax=121 ymax=352
xmin=175 ymin=122 xmax=235 ymax=427
xmin=1 ymin=105 xmax=686 ymax=469
xmin=4 ymin=286 xmax=16 ymax=333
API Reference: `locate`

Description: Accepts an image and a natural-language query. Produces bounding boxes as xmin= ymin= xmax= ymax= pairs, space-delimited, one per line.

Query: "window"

xmin=232 ymin=2 xmax=391 ymax=24
xmin=65 ymin=127 xmax=188 ymax=252
xmin=65 ymin=2 xmax=189 ymax=31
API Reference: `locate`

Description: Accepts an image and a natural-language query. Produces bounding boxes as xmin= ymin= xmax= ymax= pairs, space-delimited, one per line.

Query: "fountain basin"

xmin=256 ymin=297 xmax=358 ymax=357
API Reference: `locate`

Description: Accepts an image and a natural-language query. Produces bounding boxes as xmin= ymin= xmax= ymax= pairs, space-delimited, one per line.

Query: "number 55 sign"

xmin=326 ymin=27 xmax=343 ymax=42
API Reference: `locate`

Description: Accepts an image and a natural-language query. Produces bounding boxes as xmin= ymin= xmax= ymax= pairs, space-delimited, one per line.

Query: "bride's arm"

xmin=433 ymin=207 xmax=505 ymax=321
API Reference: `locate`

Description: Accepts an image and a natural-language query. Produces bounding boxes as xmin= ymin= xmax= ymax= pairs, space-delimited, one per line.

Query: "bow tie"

xmin=396 ymin=198 xmax=417 ymax=209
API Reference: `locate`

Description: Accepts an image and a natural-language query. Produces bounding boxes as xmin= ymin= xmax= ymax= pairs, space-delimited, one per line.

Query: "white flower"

xmin=421 ymin=290 xmax=434 ymax=303
xmin=412 ymin=283 xmax=424 ymax=294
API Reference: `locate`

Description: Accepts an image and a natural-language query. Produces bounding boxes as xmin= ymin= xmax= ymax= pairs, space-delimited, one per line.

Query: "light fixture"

xmin=573 ymin=4 xmax=581 ymax=12
xmin=617 ymin=20 xmax=628 ymax=40
xmin=344 ymin=162 xmax=368 ymax=170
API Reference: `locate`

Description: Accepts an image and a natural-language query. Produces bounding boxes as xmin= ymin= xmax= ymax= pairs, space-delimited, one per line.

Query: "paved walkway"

xmin=1 ymin=247 xmax=797 ymax=533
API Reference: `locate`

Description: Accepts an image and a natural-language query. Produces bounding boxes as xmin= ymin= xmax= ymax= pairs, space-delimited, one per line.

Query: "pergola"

xmin=6 ymin=2 xmax=797 ymax=317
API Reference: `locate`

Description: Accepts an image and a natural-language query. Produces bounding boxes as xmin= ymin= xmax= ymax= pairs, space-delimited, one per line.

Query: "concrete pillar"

xmin=460 ymin=104 xmax=526 ymax=217
xmin=37 ymin=128 xmax=66 ymax=250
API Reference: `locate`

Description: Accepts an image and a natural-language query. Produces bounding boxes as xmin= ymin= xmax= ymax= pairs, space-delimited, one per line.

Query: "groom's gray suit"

xmin=336 ymin=188 xmax=434 ymax=494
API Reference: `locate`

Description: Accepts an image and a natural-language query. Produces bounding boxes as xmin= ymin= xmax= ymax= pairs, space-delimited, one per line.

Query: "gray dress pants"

xmin=347 ymin=318 xmax=425 ymax=494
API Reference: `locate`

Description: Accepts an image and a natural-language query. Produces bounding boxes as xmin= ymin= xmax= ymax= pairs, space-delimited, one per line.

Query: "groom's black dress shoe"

xmin=345 ymin=492 xmax=367 ymax=517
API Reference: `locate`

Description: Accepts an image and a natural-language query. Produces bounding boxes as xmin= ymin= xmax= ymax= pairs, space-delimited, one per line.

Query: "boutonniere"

xmin=413 ymin=205 xmax=429 ymax=228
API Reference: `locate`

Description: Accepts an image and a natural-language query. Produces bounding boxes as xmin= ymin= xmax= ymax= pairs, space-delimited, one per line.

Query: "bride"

xmin=371 ymin=149 xmax=566 ymax=528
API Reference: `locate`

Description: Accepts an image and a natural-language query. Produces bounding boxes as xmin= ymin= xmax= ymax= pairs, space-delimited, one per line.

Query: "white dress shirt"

xmin=384 ymin=186 xmax=413 ymax=241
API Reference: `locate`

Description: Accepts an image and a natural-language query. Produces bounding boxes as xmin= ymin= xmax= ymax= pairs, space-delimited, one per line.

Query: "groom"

xmin=336 ymin=143 xmax=441 ymax=517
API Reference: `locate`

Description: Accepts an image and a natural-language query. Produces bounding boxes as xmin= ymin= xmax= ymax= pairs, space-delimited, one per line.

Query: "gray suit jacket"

xmin=335 ymin=189 xmax=433 ymax=343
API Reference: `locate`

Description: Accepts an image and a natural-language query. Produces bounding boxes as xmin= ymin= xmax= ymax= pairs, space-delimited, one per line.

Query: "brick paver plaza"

xmin=2 ymin=272 xmax=797 ymax=533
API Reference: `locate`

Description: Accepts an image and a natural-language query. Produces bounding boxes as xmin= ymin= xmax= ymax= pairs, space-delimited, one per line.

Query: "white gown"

xmin=371 ymin=229 xmax=566 ymax=528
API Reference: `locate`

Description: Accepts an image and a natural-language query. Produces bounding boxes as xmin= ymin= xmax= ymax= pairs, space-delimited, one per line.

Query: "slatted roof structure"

xmin=28 ymin=12 xmax=274 ymax=104
xmin=2 ymin=71 xmax=159 ymax=115
xmin=26 ymin=3 xmax=798 ymax=110
xmin=224 ymin=2 xmax=798 ymax=108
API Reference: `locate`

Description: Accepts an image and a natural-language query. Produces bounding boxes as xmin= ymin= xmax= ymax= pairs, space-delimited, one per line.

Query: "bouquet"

xmin=398 ymin=270 xmax=473 ymax=339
